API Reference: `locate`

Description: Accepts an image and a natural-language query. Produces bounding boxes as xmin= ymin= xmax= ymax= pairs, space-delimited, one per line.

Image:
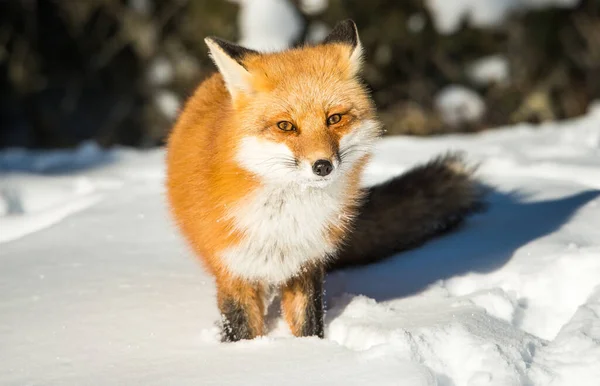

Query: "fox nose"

xmin=312 ymin=159 xmax=333 ymax=177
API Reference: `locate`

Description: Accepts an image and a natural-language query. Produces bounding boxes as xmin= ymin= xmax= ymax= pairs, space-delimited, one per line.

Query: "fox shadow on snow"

xmin=324 ymin=188 xmax=600 ymax=304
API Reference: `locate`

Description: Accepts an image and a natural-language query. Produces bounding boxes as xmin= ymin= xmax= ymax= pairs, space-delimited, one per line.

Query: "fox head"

xmin=205 ymin=20 xmax=382 ymax=187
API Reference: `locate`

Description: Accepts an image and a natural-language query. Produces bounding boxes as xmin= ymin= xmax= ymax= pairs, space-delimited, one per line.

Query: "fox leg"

xmin=281 ymin=264 xmax=325 ymax=338
xmin=216 ymin=275 xmax=265 ymax=342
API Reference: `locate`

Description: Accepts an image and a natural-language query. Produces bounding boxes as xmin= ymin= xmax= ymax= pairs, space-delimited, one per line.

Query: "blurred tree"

xmin=0 ymin=0 xmax=598 ymax=148
xmin=0 ymin=0 xmax=238 ymax=148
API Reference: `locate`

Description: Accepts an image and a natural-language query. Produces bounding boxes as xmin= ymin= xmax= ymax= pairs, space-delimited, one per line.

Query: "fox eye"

xmin=277 ymin=121 xmax=295 ymax=131
xmin=327 ymin=114 xmax=342 ymax=125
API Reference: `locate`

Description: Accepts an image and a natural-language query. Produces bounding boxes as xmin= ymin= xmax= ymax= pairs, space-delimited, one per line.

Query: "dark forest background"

xmin=0 ymin=0 xmax=598 ymax=150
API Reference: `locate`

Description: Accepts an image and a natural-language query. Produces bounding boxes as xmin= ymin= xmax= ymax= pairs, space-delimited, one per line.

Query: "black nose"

xmin=312 ymin=159 xmax=333 ymax=177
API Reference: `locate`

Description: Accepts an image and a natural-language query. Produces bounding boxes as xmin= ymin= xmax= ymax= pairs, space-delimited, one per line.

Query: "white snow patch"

xmin=435 ymin=84 xmax=486 ymax=126
xmin=234 ymin=0 xmax=304 ymax=52
xmin=326 ymin=294 xmax=540 ymax=385
xmin=0 ymin=141 xmax=109 ymax=174
xmin=425 ymin=0 xmax=581 ymax=34
xmin=154 ymin=90 xmax=181 ymax=119
xmin=1 ymin=108 xmax=599 ymax=385
xmin=0 ymin=191 xmax=101 ymax=243
xmin=128 ymin=0 xmax=153 ymax=15
xmin=529 ymin=285 xmax=600 ymax=385
xmin=300 ymin=0 xmax=328 ymax=15
xmin=305 ymin=22 xmax=331 ymax=44
xmin=147 ymin=56 xmax=174 ymax=86
xmin=407 ymin=13 xmax=427 ymax=34
xmin=468 ymin=54 xmax=510 ymax=85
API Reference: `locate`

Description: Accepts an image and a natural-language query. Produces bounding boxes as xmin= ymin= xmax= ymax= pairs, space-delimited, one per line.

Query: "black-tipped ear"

xmin=323 ymin=20 xmax=363 ymax=76
xmin=205 ymin=37 xmax=259 ymax=99
xmin=205 ymin=37 xmax=259 ymax=67
xmin=323 ymin=19 xmax=359 ymax=49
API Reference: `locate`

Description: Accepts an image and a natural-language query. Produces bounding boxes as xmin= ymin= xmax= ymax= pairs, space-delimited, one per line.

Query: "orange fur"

xmin=216 ymin=274 xmax=265 ymax=339
xmin=281 ymin=264 xmax=324 ymax=337
xmin=166 ymin=73 xmax=256 ymax=278
xmin=165 ymin=21 xmax=380 ymax=341
xmin=281 ymin=279 xmax=310 ymax=336
xmin=166 ymin=50 xmax=375 ymax=275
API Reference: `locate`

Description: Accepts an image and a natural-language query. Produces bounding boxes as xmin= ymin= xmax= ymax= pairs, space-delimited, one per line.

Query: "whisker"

xmin=340 ymin=148 xmax=369 ymax=160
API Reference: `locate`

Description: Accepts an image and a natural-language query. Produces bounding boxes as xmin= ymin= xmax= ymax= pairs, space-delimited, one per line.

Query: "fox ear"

xmin=205 ymin=37 xmax=258 ymax=98
xmin=323 ymin=19 xmax=363 ymax=76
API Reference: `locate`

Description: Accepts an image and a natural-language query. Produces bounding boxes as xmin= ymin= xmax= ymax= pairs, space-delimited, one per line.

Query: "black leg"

xmin=219 ymin=298 xmax=253 ymax=342
xmin=216 ymin=277 xmax=264 ymax=342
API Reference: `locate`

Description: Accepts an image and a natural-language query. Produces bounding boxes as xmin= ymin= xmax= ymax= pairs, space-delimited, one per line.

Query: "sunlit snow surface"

xmin=1 ymin=107 xmax=599 ymax=385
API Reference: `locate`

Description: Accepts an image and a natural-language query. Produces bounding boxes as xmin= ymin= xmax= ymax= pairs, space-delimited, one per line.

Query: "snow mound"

xmin=435 ymin=85 xmax=486 ymax=126
xmin=0 ymin=176 xmax=101 ymax=243
xmin=529 ymin=285 xmax=600 ymax=385
xmin=328 ymin=294 xmax=540 ymax=385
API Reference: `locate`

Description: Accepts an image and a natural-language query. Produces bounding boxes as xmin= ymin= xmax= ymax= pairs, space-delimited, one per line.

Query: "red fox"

xmin=166 ymin=20 xmax=484 ymax=342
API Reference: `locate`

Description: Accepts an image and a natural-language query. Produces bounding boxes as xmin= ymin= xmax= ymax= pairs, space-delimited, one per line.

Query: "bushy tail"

xmin=328 ymin=152 xmax=486 ymax=271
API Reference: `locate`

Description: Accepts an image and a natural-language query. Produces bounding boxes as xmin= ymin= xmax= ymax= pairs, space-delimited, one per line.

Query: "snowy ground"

xmin=1 ymin=105 xmax=599 ymax=385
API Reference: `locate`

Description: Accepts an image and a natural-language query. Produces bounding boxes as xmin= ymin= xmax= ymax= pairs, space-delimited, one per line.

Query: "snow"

xmin=305 ymin=22 xmax=331 ymax=44
xmin=435 ymin=85 xmax=486 ymax=126
xmin=234 ymin=0 xmax=304 ymax=52
xmin=128 ymin=0 xmax=153 ymax=15
xmin=147 ymin=56 xmax=174 ymax=86
xmin=425 ymin=0 xmax=581 ymax=34
xmin=407 ymin=13 xmax=427 ymax=34
xmin=468 ymin=55 xmax=510 ymax=85
xmin=300 ymin=0 xmax=328 ymax=15
xmin=1 ymin=107 xmax=600 ymax=385
xmin=153 ymin=90 xmax=181 ymax=119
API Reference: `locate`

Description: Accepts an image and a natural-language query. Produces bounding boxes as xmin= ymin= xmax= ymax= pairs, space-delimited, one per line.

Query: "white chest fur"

xmin=221 ymin=183 xmax=346 ymax=283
